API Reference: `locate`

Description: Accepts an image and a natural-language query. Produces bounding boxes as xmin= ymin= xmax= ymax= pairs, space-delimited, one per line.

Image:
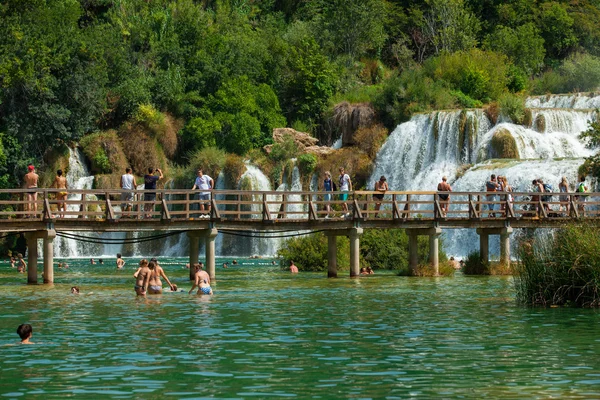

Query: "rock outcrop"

xmin=332 ymin=102 xmax=376 ymax=146
xmin=264 ymin=128 xmax=334 ymax=156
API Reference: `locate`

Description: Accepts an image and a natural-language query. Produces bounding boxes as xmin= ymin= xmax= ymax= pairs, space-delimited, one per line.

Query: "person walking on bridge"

xmin=322 ymin=171 xmax=335 ymax=218
xmin=437 ymin=176 xmax=452 ymax=217
xmin=338 ymin=167 xmax=352 ymax=218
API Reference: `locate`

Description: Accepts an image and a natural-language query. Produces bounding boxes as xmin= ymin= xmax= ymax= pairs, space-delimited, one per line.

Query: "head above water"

xmin=71 ymin=286 xmax=80 ymax=294
xmin=17 ymin=324 xmax=32 ymax=340
xmin=117 ymin=253 xmax=122 ymax=258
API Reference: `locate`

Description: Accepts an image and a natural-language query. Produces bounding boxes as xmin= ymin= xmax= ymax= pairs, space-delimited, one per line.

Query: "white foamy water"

xmin=526 ymin=93 xmax=600 ymax=109
xmin=371 ymin=96 xmax=598 ymax=258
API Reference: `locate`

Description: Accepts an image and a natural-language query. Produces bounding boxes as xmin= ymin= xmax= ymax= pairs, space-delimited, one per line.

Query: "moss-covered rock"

xmin=490 ymin=128 xmax=520 ymax=159
xmin=39 ymin=143 xmax=71 ymax=187
xmin=80 ymin=131 xmax=129 ymax=175
xmin=522 ymin=108 xmax=533 ymax=128
xmin=118 ymin=123 xmax=169 ymax=177
xmin=484 ymin=102 xmax=500 ymax=125
xmin=534 ymin=114 xmax=546 ymax=133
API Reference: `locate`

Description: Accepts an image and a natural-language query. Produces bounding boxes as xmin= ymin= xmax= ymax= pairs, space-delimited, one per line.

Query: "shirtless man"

xmin=24 ymin=165 xmax=39 ymax=217
xmin=147 ymin=257 xmax=175 ymax=294
xmin=189 ymin=263 xmax=211 ymax=294
xmin=116 ymin=253 xmax=125 ymax=269
xmin=133 ymin=259 xmax=151 ymax=296
xmin=52 ymin=169 xmax=68 ymax=218
xmin=437 ymin=176 xmax=452 ymax=216
xmin=373 ymin=176 xmax=389 ymax=218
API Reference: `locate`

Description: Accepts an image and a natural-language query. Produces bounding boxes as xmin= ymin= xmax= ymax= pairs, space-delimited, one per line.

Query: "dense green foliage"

xmin=579 ymin=120 xmax=600 ymax=179
xmin=515 ymin=225 xmax=600 ymax=307
xmin=277 ymin=229 xmax=445 ymax=275
xmin=2 ymin=0 xmax=600 ymax=187
xmin=463 ymin=251 xmax=490 ymax=275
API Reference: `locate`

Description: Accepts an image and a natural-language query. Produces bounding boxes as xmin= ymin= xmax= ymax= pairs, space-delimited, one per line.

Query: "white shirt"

xmin=339 ymin=174 xmax=350 ymax=191
xmin=121 ymin=174 xmax=134 ymax=190
xmin=195 ymin=175 xmax=213 ymax=194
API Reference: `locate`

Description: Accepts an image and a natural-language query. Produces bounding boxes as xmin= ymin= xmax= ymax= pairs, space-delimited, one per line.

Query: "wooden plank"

xmin=308 ymin=201 xmax=318 ymax=220
xmin=352 ymin=199 xmax=363 ymax=220
xmin=262 ymin=193 xmax=272 ymax=221
xmin=211 ymin=198 xmax=221 ymax=220
xmin=105 ymin=195 xmax=115 ymax=221
xmin=43 ymin=198 xmax=53 ymax=221
xmin=161 ymin=199 xmax=171 ymax=221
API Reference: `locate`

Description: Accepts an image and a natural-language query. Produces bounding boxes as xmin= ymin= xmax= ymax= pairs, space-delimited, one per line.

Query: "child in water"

xmin=16 ymin=253 xmax=26 ymax=273
xmin=17 ymin=324 xmax=33 ymax=344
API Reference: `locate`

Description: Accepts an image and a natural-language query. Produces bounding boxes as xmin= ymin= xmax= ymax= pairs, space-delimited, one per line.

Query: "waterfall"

xmin=54 ymin=148 xmax=99 ymax=258
xmin=370 ymin=95 xmax=598 ymax=258
xmin=526 ymin=93 xmax=600 ymax=109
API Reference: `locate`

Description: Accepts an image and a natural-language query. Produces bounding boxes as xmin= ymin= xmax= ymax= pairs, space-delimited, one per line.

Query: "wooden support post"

xmin=327 ymin=234 xmax=337 ymax=278
xmin=185 ymin=192 xmax=190 ymax=219
xmin=262 ymin=193 xmax=272 ymax=221
xmin=403 ymin=194 xmax=411 ymax=219
xmin=500 ymin=227 xmax=513 ymax=267
xmin=349 ymin=227 xmax=362 ymax=277
xmin=187 ymin=231 xmax=200 ymax=280
xmin=105 ymin=193 xmax=115 ymax=221
xmin=408 ymin=231 xmax=418 ymax=275
xmin=43 ymin=229 xmax=56 ymax=284
xmin=161 ymin=199 xmax=171 ymax=221
xmin=81 ymin=192 xmax=87 ymax=219
xmin=211 ymin=198 xmax=221 ymax=221
xmin=205 ymin=228 xmax=218 ymax=282
xmin=25 ymin=233 xmax=38 ymax=284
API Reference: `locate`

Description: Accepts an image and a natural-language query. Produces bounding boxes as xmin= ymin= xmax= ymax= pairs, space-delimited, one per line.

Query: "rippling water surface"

xmin=1 ymin=258 xmax=600 ymax=398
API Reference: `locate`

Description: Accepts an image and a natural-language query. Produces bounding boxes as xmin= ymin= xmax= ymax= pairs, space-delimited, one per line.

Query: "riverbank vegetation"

xmin=514 ymin=224 xmax=600 ymax=307
xmin=277 ymin=229 xmax=451 ymax=275
xmin=2 ymin=0 xmax=600 ymax=191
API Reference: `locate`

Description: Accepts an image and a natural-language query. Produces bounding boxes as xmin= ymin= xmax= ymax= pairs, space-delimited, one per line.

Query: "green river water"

xmin=1 ymin=257 xmax=600 ymax=399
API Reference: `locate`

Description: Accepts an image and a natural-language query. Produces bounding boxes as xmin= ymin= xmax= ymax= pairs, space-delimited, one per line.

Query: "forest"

xmin=2 ymin=0 xmax=600 ymax=189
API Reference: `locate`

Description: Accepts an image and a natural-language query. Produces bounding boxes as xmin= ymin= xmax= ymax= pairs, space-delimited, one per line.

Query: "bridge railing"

xmin=0 ymin=189 xmax=598 ymax=221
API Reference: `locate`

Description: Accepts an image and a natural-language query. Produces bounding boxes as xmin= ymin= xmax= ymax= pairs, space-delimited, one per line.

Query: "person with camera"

xmin=144 ymin=167 xmax=163 ymax=218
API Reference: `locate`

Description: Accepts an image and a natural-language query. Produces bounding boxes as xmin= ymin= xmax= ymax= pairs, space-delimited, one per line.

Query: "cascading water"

xmin=370 ymin=96 xmax=598 ymax=257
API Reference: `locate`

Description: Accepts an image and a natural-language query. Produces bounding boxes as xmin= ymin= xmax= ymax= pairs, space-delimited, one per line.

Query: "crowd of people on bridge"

xmin=18 ymin=164 xmax=594 ymax=219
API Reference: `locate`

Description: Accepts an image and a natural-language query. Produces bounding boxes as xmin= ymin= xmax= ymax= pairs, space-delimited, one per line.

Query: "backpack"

xmin=542 ymin=183 xmax=552 ymax=193
xmin=577 ymin=182 xmax=586 ymax=193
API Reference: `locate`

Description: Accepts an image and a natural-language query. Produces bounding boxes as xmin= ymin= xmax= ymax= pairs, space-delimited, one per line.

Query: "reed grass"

xmin=514 ymin=224 xmax=600 ymax=307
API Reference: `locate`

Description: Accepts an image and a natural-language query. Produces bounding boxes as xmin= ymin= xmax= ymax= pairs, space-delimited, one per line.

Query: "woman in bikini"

xmin=53 ymin=169 xmax=68 ymax=218
xmin=133 ymin=259 xmax=151 ymax=296
xmin=373 ymin=176 xmax=389 ymax=218
xmin=146 ymin=258 xmax=175 ymax=295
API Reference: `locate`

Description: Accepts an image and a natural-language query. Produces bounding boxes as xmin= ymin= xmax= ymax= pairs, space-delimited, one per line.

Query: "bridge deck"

xmin=0 ymin=189 xmax=597 ymax=232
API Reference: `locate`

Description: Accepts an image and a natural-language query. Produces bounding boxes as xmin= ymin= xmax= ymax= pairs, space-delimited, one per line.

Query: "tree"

xmin=484 ymin=23 xmax=545 ymax=76
xmin=538 ymin=1 xmax=577 ymax=61
xmin=421 ymin=0 xmax=480 ymax=55
xmin=579 ymin=120 xmax=600 ymax=179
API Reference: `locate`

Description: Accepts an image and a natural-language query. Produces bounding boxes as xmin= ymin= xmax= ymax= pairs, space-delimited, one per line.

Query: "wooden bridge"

xmin=1 ymin=188 xmax=598 ymax=283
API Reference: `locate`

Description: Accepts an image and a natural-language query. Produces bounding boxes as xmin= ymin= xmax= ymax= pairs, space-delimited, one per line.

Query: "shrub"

xmin=452 ymin=90 xmax=483 ymax=108
xmin=530 ymin=70 xmax=566 ymax=95
xmin=277 ymin=232 xmax=350 ymax=272
xmin=269 ymin=134 xmax=299 ymax=162
xmin=223 ymin=154 xmax=246 ymax=187
xmin=93 ymin=150 xmax=111 ymax=174
xmin=315 ymin=147 xmax=372 ymax=190
xmin=463 ymin=251 xmax=490 ymax=275
xmin=498 ymin=93 xmax=526 ymax=124
xmin=298 ymin=153 xmax=317 ymax=177
xmin=187 ymin=147 xmax=226 ymax=181
xmin=514 ymin=224 xmax=600 ymax=307
xmin=559 ymin=53 xmax=600 ymax=92
xmin=118 ymin=123 xmax=169 ymax=177
xmin=80 ymin=130 xmax=129 ymax=175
